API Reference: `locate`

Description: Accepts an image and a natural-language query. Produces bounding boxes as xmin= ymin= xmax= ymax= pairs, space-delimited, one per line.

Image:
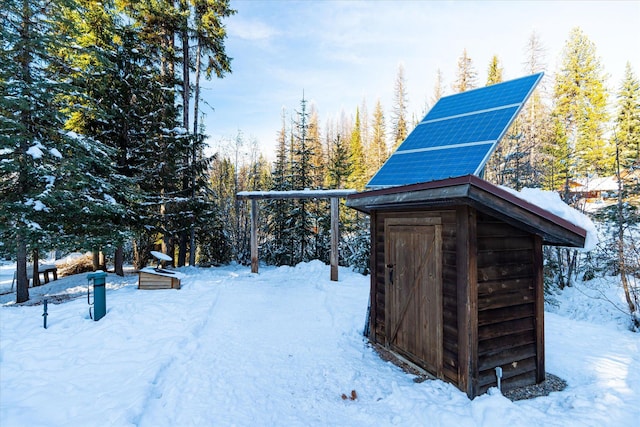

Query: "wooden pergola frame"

xmin=236 ymin=189 xmax=357 ymax=281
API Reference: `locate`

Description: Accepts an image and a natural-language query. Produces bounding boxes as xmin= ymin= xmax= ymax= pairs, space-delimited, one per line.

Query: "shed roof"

xmin=346 ymin=175 xmax=586 ymax=248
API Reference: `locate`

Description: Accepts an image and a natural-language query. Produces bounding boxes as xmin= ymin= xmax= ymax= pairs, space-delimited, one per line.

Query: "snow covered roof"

xmin=347 ymin=175 xmax=593 ymax=250
xmin=573 ymin=176 xmax=619 ymax=192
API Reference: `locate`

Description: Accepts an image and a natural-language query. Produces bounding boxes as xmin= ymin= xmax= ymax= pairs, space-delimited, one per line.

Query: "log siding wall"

xmin=476 ymin=211 xmax=538 ymax=394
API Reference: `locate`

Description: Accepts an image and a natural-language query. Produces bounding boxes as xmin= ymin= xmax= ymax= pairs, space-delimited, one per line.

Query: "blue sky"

xmin=201 ymin=0 xmax=640 ymax=159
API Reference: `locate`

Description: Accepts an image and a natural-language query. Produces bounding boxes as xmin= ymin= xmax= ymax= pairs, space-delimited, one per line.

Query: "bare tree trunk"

xmin=177 ymin=4 xmax=190 ymax=268
xmin=15 ymin=0 xmax=32 ymax=303
xmin=133 ymin=236 xmax=153 ymax=270
xmin=555 ymin=248 xmax=566 ymax=290
xmin=177 ymin=232 xmax=187 ymax=267
xmin=114 ymin=245 xmax=124 ymax=276
xmin=92 ymin=249 xmax=99 ymax=271
xmin=16 ymin=233 xmax=29 ymax=303
xmin=615 ymin=142 xmax=637 ymax=319
xmin=32 ymin=248 xmax=39 ymax=286
xmin=188 ymin=36 xmax=203 ymax=267
xmin=162 ymin=235 xmax=175 ymax=268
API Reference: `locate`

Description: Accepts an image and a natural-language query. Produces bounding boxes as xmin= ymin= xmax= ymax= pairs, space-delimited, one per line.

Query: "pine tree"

xmin=486 ymin=54 xmax=503 ymax=86
xmin=452 ymin=48 xmax=477 ymax=93
xmin=326 ymin=133 xmax=352 ymax=189
xmin=290 ymin=95 xmax=316 ymax=262
xmin=615 ymin=62 xmax=640 ymax=167
xmin=391 ymin=64 xmax=409 ymax=149
xmin=347 ymin=108 xmax=367 ymax=190
xmin=551 ymin=27 xmax=611 ymax=183
xmin=263 ymin=112 xmax=294 ymax=265
xmin=53 ymin=0 xmax=146 ymax=272
xmin=367 ymin=99 xmax=388 ymax=178
xmin=542 ymin=29 xmax=609 ymax=291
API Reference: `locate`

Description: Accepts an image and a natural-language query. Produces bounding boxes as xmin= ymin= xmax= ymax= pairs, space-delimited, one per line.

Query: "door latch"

xmin=386 ymin=264 xmax=395 ymax=285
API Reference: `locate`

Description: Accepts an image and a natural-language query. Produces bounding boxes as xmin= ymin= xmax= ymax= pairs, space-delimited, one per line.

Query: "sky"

xmin=200 ymin=0 xmax=640 ymax=160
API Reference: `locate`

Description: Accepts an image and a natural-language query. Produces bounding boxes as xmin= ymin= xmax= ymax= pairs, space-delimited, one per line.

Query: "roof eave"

xmin=346 ymin=175 xmax=586 ymax=248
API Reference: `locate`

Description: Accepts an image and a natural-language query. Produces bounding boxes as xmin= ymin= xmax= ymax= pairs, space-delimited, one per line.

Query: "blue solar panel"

xmin=367 ymin=144 xmax=494 ymax=187
xmin=400 ymin=106 xmax=519 ymax=151
xmin=424 ymin=73 xmax=543 ymax=121
xmin=367 ymin=72 xmax=543 ymax=188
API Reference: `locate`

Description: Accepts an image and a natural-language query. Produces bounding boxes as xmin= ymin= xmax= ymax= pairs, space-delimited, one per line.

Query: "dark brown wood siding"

xmin=476 ymin=211 xmax=537 ymax=394
xmin=372 ymin=210 xmax=459 ymax=385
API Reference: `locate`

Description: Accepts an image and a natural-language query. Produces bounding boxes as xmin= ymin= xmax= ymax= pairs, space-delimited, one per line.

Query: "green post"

xmin=87 ymin=271 xmax=107 ymax=321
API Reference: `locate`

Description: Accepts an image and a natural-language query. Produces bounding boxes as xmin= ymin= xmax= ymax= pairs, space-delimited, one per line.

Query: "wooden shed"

xmin=346 ymin=175 xmax=586 ymax=398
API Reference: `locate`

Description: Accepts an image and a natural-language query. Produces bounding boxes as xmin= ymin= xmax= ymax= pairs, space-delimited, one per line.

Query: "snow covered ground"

xmin=1 ymin=261 xmax=638 ymax=426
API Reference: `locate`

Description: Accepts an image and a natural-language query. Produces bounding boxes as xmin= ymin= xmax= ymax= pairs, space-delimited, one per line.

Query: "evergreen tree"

xmin=541 ymin=29 xmax=610 ymax=291
xmin=263 ymin=112 xmax=294 ymax=265
xmin=291 ymin=95 xmax=314 ymax=190
xmin=54 ymin=0 xmax=149 ymax=272
xmin=550 ymin=27 xmax=611 ymax=183
xmin=305 ymin=106 xmax=329 ymax=260
xmin=615 ymin=62 xmax=640 ymax=166
xmin=367 ymin=99 xmax=388 ymax=178
xmin=486 ymin=54 xmax=503 ymax=86
xmin=452 ymin=48 xmax=477 ymax=93
xmin=326 ymin=133 xmax=352 ymax=189
xmin=391 ymin=64 xmax=409 ymax=149
xmin=347 ymin=108 xmax=367 ymax=190
xmin=290 ymin=95 xmax=316 ymax=262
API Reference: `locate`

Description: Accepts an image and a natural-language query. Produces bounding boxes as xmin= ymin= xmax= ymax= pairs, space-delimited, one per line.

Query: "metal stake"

xmin=43 ymin=299 xmax=48 ymax=329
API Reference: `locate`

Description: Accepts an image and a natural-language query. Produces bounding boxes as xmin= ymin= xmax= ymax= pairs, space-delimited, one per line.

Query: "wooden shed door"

xmin=385 ymin=218 xmax=442 ymax=376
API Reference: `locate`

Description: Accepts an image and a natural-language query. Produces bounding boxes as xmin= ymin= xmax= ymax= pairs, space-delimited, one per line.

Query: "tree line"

xmin=2 ymin=2 xmax=638 ymax=324
xmin=214 ymin=27 xmax=639 ymax=324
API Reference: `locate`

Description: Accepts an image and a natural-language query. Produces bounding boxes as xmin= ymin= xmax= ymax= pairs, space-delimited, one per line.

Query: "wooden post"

xmin=330 ymin=197 xmax=339 ymax=281
xmin=251 ymin=199 xmax=258 ymax=274
xmin=456 ymin=205 xmax=478 ymax=398
xmin=533 ymin=235 xmax=545 ymax=384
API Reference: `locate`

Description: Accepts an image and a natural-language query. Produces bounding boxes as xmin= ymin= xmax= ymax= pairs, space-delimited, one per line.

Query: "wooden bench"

xmin=11 ymin=264 xmax=58 ymax=291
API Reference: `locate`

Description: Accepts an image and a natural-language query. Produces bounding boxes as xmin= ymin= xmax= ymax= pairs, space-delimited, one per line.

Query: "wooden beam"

xmin=237 ymin=189 xmax=357 ymax=281
xmin=251 ymin=199 xmax=258 ymax=274
xmin=330 ymin=197 xmax=339 ymax=281
xmin=238 ymin=189 xmax=357 ymax=200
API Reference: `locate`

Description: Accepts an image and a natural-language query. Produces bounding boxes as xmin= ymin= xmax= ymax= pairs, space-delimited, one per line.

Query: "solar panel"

xmin=367 ymin=72 xmax=543 ymax=188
